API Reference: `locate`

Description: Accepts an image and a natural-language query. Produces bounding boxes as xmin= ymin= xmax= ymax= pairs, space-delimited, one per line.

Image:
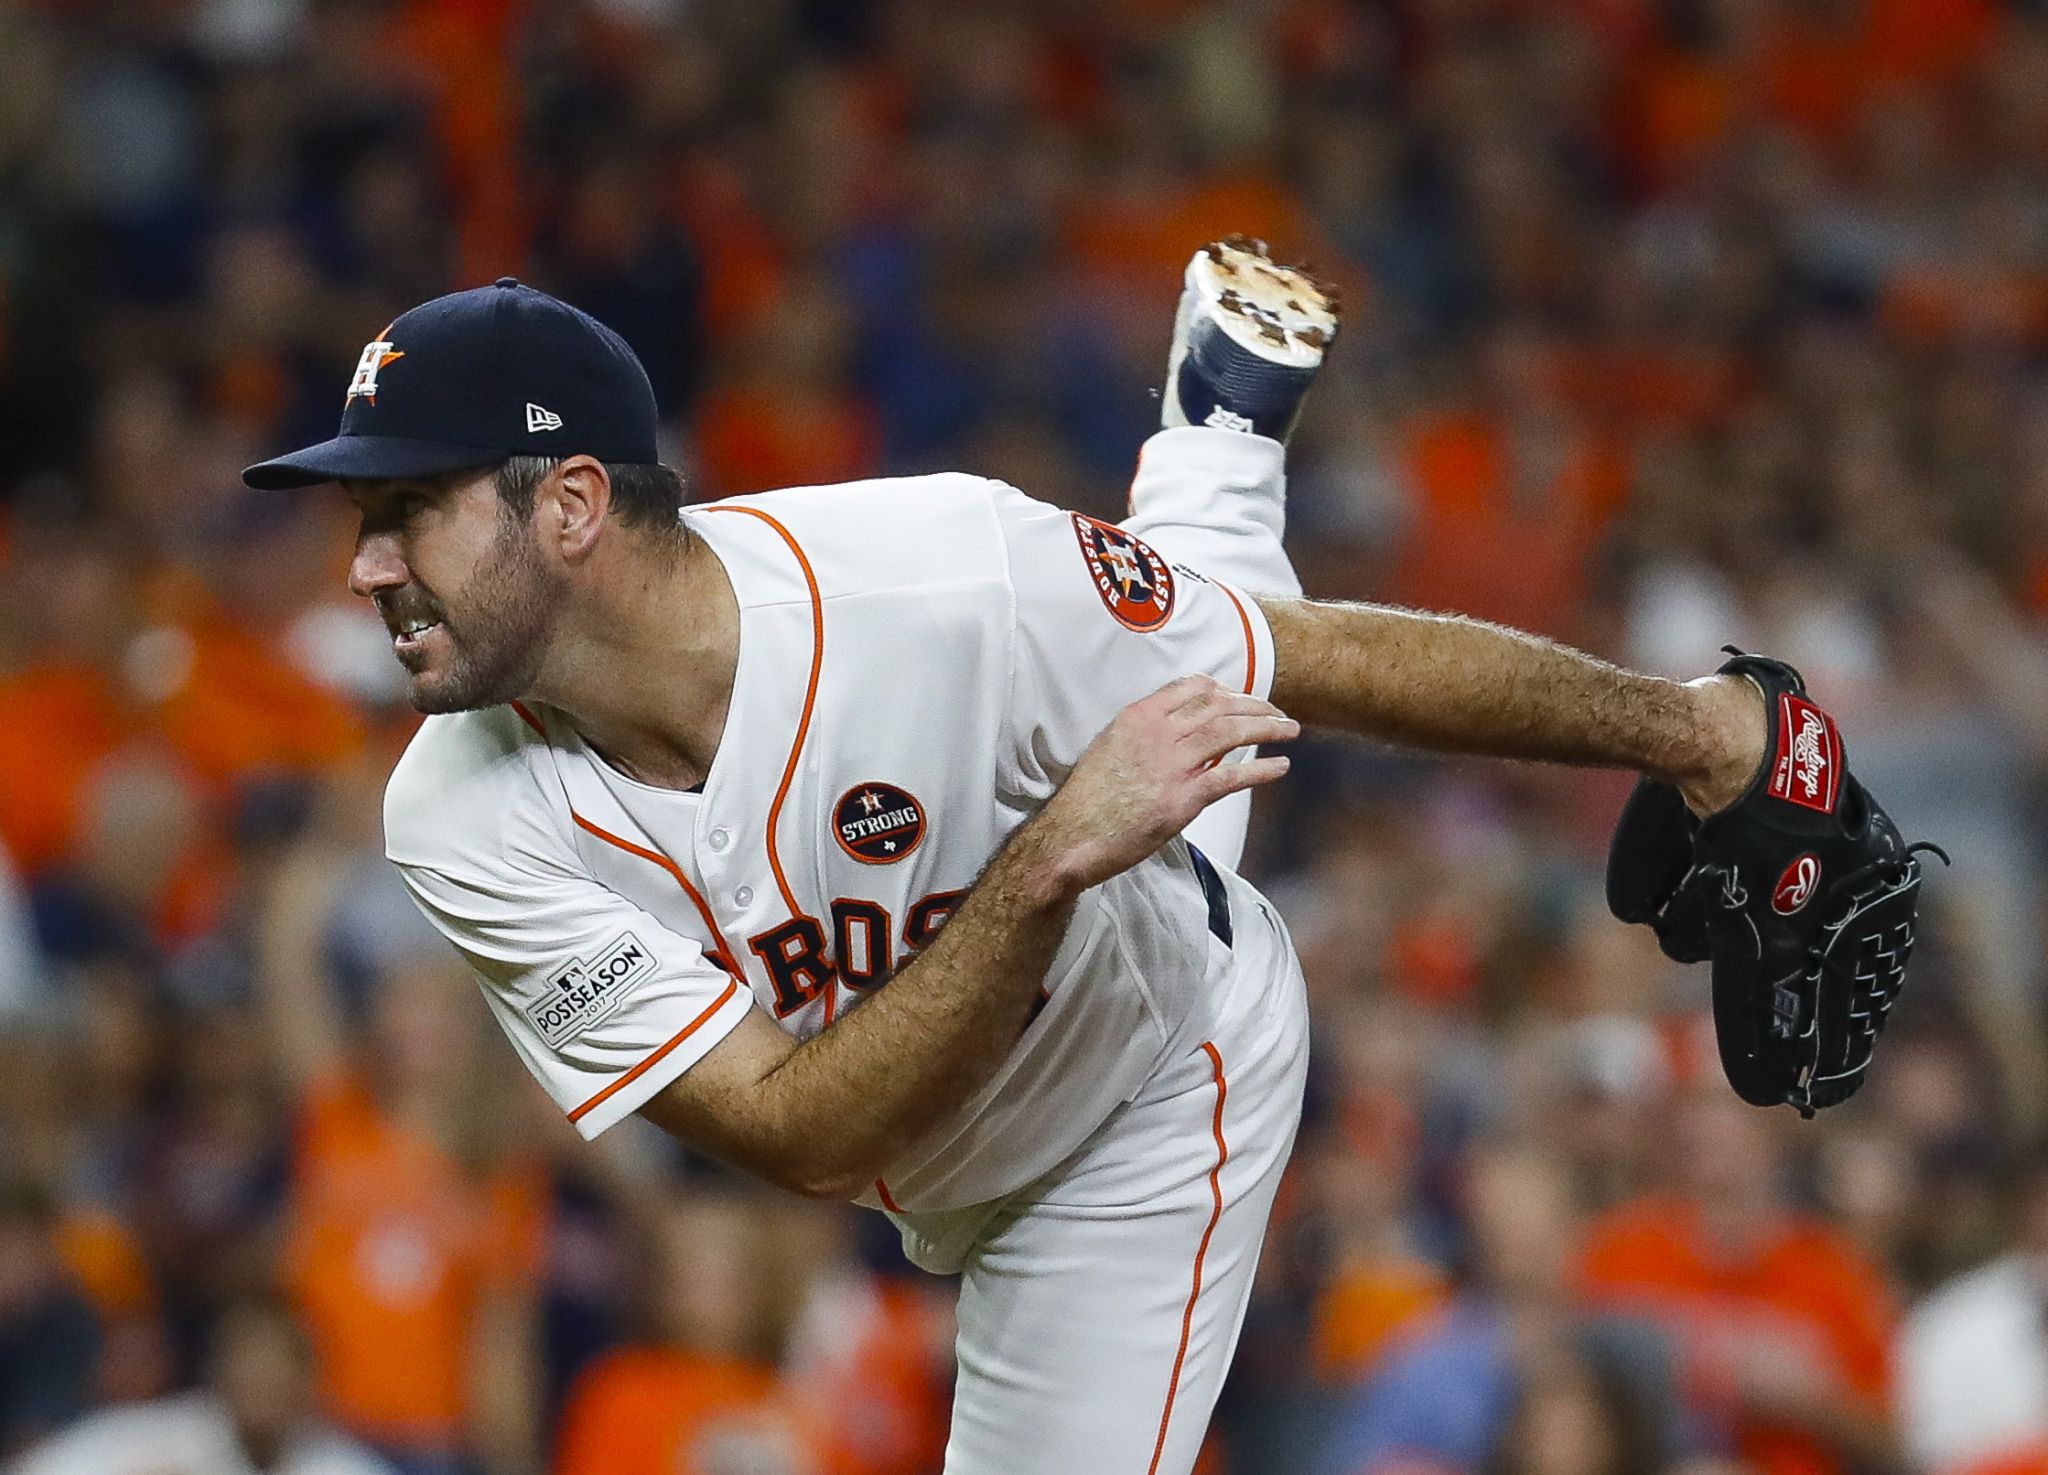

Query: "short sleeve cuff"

xmin=1215 ymin=576 xmax=1276 ymax=703
xmin=564 ymin=979 xmax=753 ymax=1139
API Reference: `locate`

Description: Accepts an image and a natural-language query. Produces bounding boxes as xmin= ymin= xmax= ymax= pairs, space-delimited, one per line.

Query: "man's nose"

xmin=348 ymin=533 xmax=407 ymax=599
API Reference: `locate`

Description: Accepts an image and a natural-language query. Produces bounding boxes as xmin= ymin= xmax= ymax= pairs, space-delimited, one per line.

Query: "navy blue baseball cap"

xmin=242 ymin=278 xmax=660 ymax=490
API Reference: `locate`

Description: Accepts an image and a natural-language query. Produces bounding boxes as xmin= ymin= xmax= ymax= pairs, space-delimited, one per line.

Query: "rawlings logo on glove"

xmin=1606 ymin=649 xmax=1945 ymax=1117
xmin=1769 ymin=694 xmax=1841 ymax=812
xmin=1771 ymin=854 xmax=1820 ymax=915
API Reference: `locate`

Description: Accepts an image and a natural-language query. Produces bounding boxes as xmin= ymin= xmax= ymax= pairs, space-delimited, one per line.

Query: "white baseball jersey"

xmin=385 ymin=429 xmax=1280 ymax=1213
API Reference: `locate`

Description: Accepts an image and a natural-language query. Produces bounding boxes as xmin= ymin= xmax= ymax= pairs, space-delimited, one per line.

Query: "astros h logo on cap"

xmin=345 ymin=325 xmax=405 ymax=406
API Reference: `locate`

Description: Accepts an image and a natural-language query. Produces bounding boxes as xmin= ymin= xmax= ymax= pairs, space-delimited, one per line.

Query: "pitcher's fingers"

xmin=1194 ymin=689 xmax=1289 ymax=723
xmin=1188 ymin=712 xmax=1300 ymax=762
xmin=1194 ymin=753 xmax=1291 ymax=804
xmin=1153 ymin=673 xmax=1228 ymax=716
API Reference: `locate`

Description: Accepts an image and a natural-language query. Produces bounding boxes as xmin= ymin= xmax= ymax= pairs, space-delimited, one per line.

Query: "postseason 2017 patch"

xmin=523 ymin=932 xmax=658 ymax=1047
xmin=834 ymin=782 xmax=926 ymax=864
xmin=1070 ymin=513 xmax=1175 ymax=631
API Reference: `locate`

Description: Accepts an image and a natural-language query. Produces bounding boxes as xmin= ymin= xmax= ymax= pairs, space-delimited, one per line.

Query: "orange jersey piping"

xmin=566 ymin=978 xmax=740 ymax=1125
xmin=571 ymin=812 xmax=740 ymax=979
xmin=1147 ymin=1041 xmax=1229 ymax=1474
xmin=1217 ymin=583 xmax=1258 ymax=695
xmin=701 ymin=504 xmax=829 ymax=1013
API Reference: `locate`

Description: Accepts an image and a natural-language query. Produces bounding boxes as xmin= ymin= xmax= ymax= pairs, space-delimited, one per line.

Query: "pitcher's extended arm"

xmin=1256 ymin=597 xmax=1765 ymax=814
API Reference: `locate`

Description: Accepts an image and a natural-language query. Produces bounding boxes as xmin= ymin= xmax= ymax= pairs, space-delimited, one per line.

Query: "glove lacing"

xmin=1698 ymin=843 xmax=1948 ymax=1119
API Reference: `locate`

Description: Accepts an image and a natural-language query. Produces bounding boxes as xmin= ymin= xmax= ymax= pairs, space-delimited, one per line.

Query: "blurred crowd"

xmin=4 ymin=0 xmax=2048 ymax=1472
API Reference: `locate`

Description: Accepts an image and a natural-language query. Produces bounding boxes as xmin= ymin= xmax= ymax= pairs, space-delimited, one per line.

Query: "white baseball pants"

xmin=896 ymin=876 xmax=1310 ymax=1475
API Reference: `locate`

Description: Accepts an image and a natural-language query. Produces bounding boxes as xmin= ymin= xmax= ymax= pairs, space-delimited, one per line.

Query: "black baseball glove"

xmin=1606 ymin=650 xmax=1946 ymax=1116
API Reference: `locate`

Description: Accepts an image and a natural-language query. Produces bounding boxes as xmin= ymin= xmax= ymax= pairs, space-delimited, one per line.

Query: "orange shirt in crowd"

xmin=376 ymin=0 xmax=526 ymax=280
xmin=156 ymin=603 xmax=365 ymax=796
xmin=0 ymin=609 xmax=362 ymax=876
xmin=786 ymin=1276 xmax=953 ymax=1475
xmin=554 ymin=1347 xmax=810 ymax=1475
xmin=1392 ymin=409 xmax=1630 ymax=639
xmin=1063 ymin=173 xmax=1312 ymax=294
xmin=1862 ymin=0 xmax=2001 ymax=90
xmin=284 ymin=1069 xmax=544 ymax=1451
xmin=0 ymin=664 xmax=128 ymax=875
xmin=0 ymin=578 xmax=362 ymax=945
xmin=51 ymin=1208 xmax=156 ymax=1321
xmin=1312 ymin=1256 xmax=1449 ymax=1380
xmin=1759 ymin=0 xmax=1999 ymax=149
xmin=1621 ymin=0 xmax=2003 ymax=184
xmin=1621 ymin=46 xmax=1741 ymax=189
xmin=695 ymin=380 xmax=882 ymax=497
xmin=674 ymin=157 xmax=790 ymax=342
xmin=1960 ymin=1445 xmax=2048 ymax=1475
xmin=1578 ymin=1195 xmax=1895 ymax=1475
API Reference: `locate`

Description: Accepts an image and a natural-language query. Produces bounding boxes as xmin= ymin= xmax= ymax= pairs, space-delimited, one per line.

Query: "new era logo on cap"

xmin=526 ymin=402 xmax=563 ymax=433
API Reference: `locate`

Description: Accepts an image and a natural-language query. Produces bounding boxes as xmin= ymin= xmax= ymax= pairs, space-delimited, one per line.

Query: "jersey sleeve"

xmin=992 ymin=483 xmax=1276 ymax=791
xmin=385 ymin=717 xmax=754 ymax=1139
xmin=395 ymin=850 xmax=752 ymax=1138
xmin=1121 ymin=425 xmax=1301 ymax=599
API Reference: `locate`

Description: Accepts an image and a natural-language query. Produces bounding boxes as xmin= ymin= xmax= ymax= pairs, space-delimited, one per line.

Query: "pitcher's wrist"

xmin=1672 ymin=674 xmax=1767 ymax=817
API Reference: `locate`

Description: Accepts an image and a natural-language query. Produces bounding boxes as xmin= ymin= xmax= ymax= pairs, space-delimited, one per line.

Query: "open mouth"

xmin=390 ymin=618 xmax=444 ymax=655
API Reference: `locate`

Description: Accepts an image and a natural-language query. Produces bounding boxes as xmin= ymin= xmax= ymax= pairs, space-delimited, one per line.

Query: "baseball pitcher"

xmin=243 ymin=242 xmax=1931 ymax=1473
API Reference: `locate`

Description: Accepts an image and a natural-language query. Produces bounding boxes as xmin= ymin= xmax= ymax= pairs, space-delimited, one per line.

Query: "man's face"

xmin=345 ymin=468 xmax=566 ymax=713
xmin=210 ymin=1305 xmax=314 ymax=1464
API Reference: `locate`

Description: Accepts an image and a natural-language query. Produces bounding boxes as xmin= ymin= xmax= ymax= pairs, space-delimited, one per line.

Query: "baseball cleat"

xmin=1162 ymin=237 xmax=1340 ymax=443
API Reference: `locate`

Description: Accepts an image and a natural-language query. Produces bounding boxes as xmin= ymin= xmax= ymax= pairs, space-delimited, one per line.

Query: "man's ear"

xmin=548 ymin=456 xmax=612 ymax=564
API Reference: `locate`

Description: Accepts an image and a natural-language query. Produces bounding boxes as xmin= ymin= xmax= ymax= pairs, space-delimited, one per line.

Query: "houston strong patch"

xmin=834 ymin=782 xmax=926 ymax=864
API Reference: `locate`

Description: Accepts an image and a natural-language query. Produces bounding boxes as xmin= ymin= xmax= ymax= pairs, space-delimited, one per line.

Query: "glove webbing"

xmin=1704 ymin=842 xmax=1947 ymax=1117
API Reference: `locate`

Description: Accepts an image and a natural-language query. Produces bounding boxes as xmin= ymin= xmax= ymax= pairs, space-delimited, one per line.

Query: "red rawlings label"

xmin=1772 ymin=853 xmax=1822 ymax=915
xmin=1767 ymin=693 xmax=1842 ymax=814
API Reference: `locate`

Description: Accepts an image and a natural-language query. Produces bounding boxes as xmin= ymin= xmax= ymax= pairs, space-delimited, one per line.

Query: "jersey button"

xmin=733 ymin=885 xmax=754 ymax=907
xmin=708 ymin=827 xmax=731 ymax=852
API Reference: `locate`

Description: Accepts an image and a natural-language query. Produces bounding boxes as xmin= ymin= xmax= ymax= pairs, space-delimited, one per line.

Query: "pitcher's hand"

xmin=1029 ymin=675 xmax=1295 ymax=898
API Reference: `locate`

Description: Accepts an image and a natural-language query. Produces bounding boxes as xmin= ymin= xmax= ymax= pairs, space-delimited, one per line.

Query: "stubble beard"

xmin=405 ymin=509 xmax=566 ymax=715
